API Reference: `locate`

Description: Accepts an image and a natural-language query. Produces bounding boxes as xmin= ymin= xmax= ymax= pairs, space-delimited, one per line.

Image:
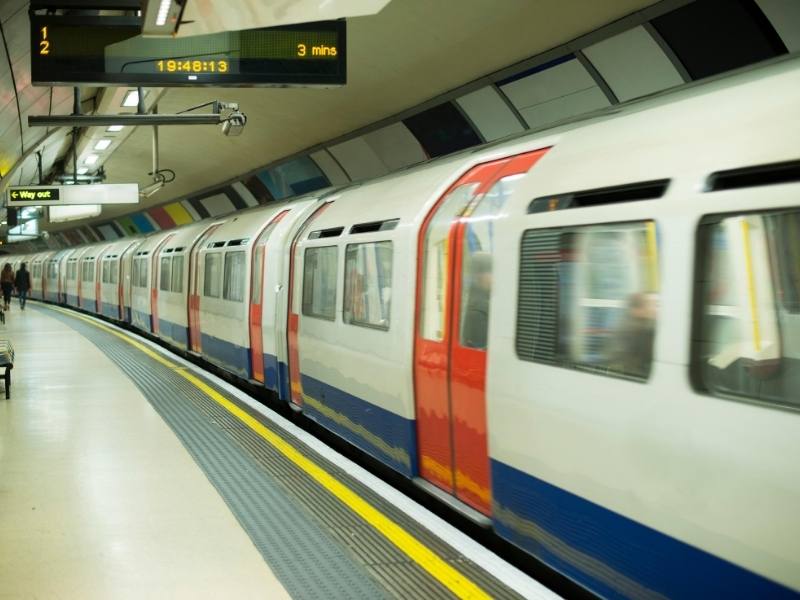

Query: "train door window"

xmin=459 ymin=174 xmax=524 ymax=349
xmin=82 ymin=260 xmax=95 ymax=282
xmin=251 ymin=246 xmax=265 ymax=304
xmin=171 ymin=256 xmax=184 ymax=293
xmin=48 ymin=262 xmax=57 ymax=279
xmin=420 ymin=183 xmax=479 ymax=340
xmin=223 ymin=251 xmax=246 ymax=302
xmin=102 ymin=261 xmax=110 ymax=284
xmin=110 ymin=261 xmax=119 ymax=285
xmin=302 ymin=246 xmax=338 ymax=320
xmin=693 ymin=209 xmax=800 ymax=410
xmin=344 ymin=242 xmax=393 ymax=330
xmin=204 ymin=253 xmax=222 ymax=298
xmin=138 ymin=259 xmax=149 ymax=288
xmin=160 ymin=257 xmax=172 ymax=291
xmin=516 ymin=221 xmax=660 ymax=381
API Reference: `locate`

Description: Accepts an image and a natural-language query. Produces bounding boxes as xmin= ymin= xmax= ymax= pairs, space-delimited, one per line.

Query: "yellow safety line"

xmin=740 ymin=219 xmax=761 ymax=352
xmin=47 ymin=305 xmax=491 ymax=600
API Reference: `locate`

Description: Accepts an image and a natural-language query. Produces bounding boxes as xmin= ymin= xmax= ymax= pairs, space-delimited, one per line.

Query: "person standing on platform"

xmin=0 ymin=264 xmax=13 ymax=311
xmin=14 ymin=263 xmax=31 ymax=311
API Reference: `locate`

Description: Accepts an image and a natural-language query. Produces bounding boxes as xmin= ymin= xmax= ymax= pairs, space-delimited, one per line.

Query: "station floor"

xmin=0 ymin=302 xmax=555 ymax=600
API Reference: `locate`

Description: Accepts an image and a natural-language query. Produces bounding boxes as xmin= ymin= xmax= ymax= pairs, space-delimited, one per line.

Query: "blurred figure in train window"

xmin=462 ymin=252 xmax=493 ymax=349
xmin=608 ymin=291 xmax=658 ymax=378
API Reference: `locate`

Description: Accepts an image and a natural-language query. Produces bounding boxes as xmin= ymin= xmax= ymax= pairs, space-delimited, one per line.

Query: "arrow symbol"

xmin=10 ymin=191 xmax=18 ymax=199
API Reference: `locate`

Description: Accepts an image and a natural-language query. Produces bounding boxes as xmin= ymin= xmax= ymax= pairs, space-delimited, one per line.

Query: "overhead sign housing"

xmin=7 ymin=184 xmax=139 ymax=207
xmin=30 ymin=15 xmax=346 ymax=87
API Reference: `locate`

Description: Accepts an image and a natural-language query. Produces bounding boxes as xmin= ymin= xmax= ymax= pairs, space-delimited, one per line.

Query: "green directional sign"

xmin=8 ymin=187 xmax=60 ymax=202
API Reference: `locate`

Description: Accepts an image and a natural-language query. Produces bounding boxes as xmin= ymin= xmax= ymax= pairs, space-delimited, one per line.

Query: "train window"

xmin=516 ymin=221 xmax=660 ymax=381
xmin=82 ymin=261 xmax=95 ymax=283
xmin=204 ymin=253 xmax=222 ymax=298
xmin=420 ymin=183 xmax=479 ymax=340
xmin=131 ymin=259 xmax=139 ymax=288
xmin=102 ymin=261 xmax=110 ymax=284
xmin=68 ymin=261 xmax=76 ymax=281
xmin=460 ymin=174 xmax=523 ymax=349
xmin=223 ymin=251 xmax=246 ymax=302
xmin=160 ymin=257 xmax=172 ymax=292
xmin=344 ymin=242 xmax=393 ymax=330
xmin=171 ymin=256 xmax=183 ymax=293
xmin=302 ymin=246 xmax=338 ymax=321
xmin=252 ymin=246 xmax=265 ymax=305
xmin=48 ymin=262 xmax=57 ymax=279
xmin=110 ymin=261 xmax=119 ymax=285
xmin=138 ymin=259 xmax=149 ymax=288
xmin=692 ymin=209 xmax=800 ymax=410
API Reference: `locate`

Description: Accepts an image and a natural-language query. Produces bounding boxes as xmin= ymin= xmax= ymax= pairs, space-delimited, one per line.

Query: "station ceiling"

xmin=0 ymin=0 xmax=657 ymax=233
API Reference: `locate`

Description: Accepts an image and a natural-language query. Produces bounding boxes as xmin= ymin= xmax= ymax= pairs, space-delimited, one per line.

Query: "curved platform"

xmin=0 ymin=303 xmax=556 ymax=600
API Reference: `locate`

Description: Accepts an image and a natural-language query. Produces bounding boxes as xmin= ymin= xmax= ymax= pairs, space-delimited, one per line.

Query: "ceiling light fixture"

xmin=94 ymin=139 xmax=112 ymax=150
xmin=84 ymin=154 xmax=99 ymax=165
xmin=121 ymin=90 xmax=141 ymax=108
xmin=77 ymin=167 xmax=89 ymax=175
xmin=156 ymin=0 xmax=172 ymax=26
xmin=107 ymin=125 xmax=124 ymax=132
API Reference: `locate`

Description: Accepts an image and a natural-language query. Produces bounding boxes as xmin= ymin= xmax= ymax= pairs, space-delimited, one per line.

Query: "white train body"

xmin=13 ymin=56 xmax=800 ymax=598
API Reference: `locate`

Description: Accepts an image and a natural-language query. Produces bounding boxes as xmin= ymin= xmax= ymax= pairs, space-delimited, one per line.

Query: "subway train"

xmin=8 ymin=55 xmax=800 ymax=598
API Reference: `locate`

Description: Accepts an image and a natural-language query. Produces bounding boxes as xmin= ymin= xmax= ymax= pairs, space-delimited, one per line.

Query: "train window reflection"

xmin=344 ymin=241 xmax=393 ymax=330
xmin=420 ymin=183 xmax=478 ymax=341
xmin=460 ymin=174 xmax=523 ymax=349
xmin=516 ymin=221 xmax=659 ymax=381
xmin=302 ymin=246 xmax=338 ymax=321
xmin=160 ymin=256 xmax=172 ymax=292
xmin=223 ymin=251 xmax=246 ymax=302
xmin=694 ymin=210 xmax=800 ymax=410
xmin=204 ymin=253 xmax=222 ymax=298
xmin=171 ymin=256 xmax=183 ymax=293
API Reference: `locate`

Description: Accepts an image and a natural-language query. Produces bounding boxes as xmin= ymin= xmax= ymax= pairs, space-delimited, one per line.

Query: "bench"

xmin=0 ymin=340 xmax=14 ymax=399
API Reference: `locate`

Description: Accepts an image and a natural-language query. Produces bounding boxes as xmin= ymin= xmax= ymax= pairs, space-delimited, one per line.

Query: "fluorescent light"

xmin=77 ymin=167 xmax=89 ymax=175
xmin=107 ymin=125 xmax=124 ymax=132
xmin=84 ymin=154 xmax=99 ymax=165
xmin=94 ymin=139 xmax=112 ymax=150
xmin=121 ymin=90 xmax=141 ymax=107
xmin=156 ymin=0 xmax=172 ymax=26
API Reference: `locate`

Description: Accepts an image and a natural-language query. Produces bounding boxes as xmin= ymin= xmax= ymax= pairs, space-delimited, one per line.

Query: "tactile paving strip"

xmin=43 ymin=306 xmax=525 ymax=600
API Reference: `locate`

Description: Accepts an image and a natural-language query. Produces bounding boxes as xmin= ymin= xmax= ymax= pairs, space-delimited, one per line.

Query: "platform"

xmin=0 ymin=302 xmax=555 ymax=600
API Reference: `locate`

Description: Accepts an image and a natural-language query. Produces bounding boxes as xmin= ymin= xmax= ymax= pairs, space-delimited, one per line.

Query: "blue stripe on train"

xmin=101 ymin=301 xmax=119 ymax=319
xmin=158 ymin=317 xmax=189 ymax=349
xmin=201 ymin=332 xmax=251 ymax=379
xmin=131 ymin=308 xmax=152 ymax=333
xmin=490 ymin=460 xmax=796 ymax=599
xmin=66 ymin=293 xmax=79 ymax=307
xmin=300 ymin=374 xmax=416 ymax=477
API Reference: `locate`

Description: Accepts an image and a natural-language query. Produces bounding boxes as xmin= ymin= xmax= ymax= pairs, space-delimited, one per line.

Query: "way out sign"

xmin=6 ymin=184 xmax=139 ymax=206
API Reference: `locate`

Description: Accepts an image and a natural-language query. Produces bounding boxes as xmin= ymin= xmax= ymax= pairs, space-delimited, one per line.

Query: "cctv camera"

xmin=222 ymin=111 xmax=247 ymax=136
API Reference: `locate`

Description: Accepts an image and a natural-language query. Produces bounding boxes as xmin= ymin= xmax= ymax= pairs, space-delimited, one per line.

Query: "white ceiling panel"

xmin=328 ymin=136 xmax=389 ymax=181
xmin=583 ymin=26 xmax=684 ymax=102
xmin=456 ymin=85 xmax=525 ymax=141
xmin=0 ymin=0 xmax=26 ymax=24
xmin=310 ymin=150 xmax=351 ymax=186
xmin=756 ymin=0 xmax=800 ymax=52
xmin=501 ymin=57 xmax=611 ymax=129
xmin=362 ymin=122 xmax=426 ymax=171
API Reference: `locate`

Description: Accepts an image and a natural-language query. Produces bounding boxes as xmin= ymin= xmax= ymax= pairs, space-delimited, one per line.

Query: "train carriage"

xmin=98 ymin=238 xmax=142 ymax=320
xmin=129 ymin=231 xmax=173 ymax=333
xmin=194 ymin=196 xmax=320 ymax=381
xmin=486 ymin=57 xmax=800 ymax=597
xmin=153 ymin=220 xmax=221 ymax=349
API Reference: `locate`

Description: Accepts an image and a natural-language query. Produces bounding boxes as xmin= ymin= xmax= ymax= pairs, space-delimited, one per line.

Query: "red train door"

xmin=249 ymin=210 xmax=290 ymax=383
xmin=188 ymin=224 xmax=223 ymax=353
xmin=413 ymin=149 xmax=549 ymax=515
xmin=287 ymin=202 xmax=332 ymax=406
xmin=150 ymin=235 xmax=174 ymax=334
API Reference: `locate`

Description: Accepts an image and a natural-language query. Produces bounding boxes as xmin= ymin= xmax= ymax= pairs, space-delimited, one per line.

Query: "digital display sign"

xmin=7 ymin=184 xmax=139 ymax=207
xmin=30 ymin=15 xmax=346 ymax=87
xmin=8 ymin=187 xmax=60 ymax=203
